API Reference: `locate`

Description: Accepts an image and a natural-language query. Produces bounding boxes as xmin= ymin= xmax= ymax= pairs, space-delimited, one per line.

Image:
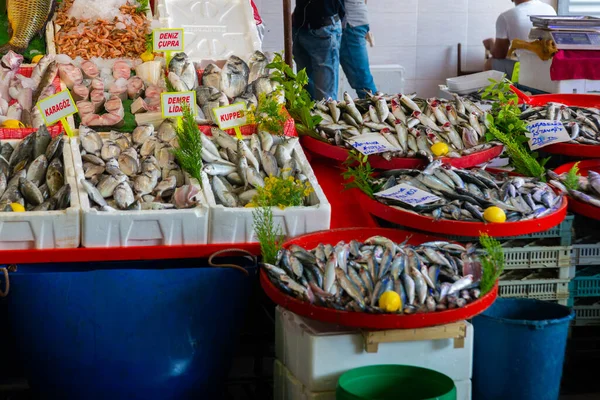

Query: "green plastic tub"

xmin=336 ymin=365 xmax=456 ymax=400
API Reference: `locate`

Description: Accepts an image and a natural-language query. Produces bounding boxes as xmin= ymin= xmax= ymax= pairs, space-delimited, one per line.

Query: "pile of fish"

xmin=0 ymin=52 xmax=59 ymax=128
xmin=371 ymin=160 xmax=564 ymax=222
xmin=520 ymin=102 xmax=600 ymax=145
xmin=0 ymin=127 xmax=71 ymax=212
xmin=313 ymin=92 xmax=498 ymax=160
xmin=166 ymin=51 xmax=281 ymax=124
xmin=54 ymin=0 xmax=150 ymax=60
xmin=548 ymin=169 xmax=600 ymax=209
xmin=78 ymin=123 xmax=208 ymax=211
xmin=263 ymin=236 xmax=482 ymax=314
xmin=203 ymin=129 xmax=306 ymax=208
xmin=59 ymin=58 xmax=164 ymax=127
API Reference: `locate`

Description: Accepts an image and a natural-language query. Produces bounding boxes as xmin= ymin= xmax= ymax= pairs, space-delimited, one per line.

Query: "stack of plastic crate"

xmin=569 ymin=240 xmax=600 ymax=326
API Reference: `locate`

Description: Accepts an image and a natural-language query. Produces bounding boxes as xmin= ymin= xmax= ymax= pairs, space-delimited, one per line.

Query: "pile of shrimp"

xmin=54 ymin=0 xmax=150 ymax=60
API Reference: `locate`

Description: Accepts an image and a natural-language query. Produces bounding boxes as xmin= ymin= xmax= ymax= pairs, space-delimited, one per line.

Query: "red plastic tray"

xmin=301 ymin=136 xmax=504 ymax=169
xmin=260 ymin=227 xmax=498 ymax=329
xmin=511 ymin=86 xmax=600 ymax=157
xmin=554 ymin=160 xmax=600 ymax=221
xmin=356 ymin=189 xmax=568 ymax=237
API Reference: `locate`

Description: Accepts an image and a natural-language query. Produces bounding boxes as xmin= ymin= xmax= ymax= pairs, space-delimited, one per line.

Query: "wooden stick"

xmin=283 ymin=0 xmax=293 ymax=66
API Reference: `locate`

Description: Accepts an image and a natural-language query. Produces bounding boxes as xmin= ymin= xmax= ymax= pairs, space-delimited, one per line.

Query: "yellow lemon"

xmin=431 ymin=142 xmax=449 ymax=157
xmin=10 ymin=203 xmax=25 ymax=212
xmin=140 ymin=51 xmax=155 ymax=62
xmin=31 ymin=55 xmax=44 ymax=64
xmin=2 ymin=120 xmax=25 ymax=129
xmin=483 ymin=206 xmax=507 ymax=223
xmin=379 ymin=291 xmax=401 ymax=312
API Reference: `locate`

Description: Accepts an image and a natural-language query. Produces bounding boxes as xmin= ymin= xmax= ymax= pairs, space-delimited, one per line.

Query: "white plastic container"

xmin=207 ymin=143 xmax=331 ymax=244
xmin=446 ymin=71 xmax=505 ymax=95
xmin=0 ymin=137 xmax=81 ymax=249
xmin=519 ymin=51 xmax=600 ymax=94
xmin=499 ymin=278 xmax=571 ymax=303
xmin=70 ymin=137 xmax=213 ymax=247
xmin=156 ymin=0 xmax=261 ymax=62
xmin=274 ymin=307 xmax=473 ymax=393
xmin=338 ymin=65 xmax=405 ymax=100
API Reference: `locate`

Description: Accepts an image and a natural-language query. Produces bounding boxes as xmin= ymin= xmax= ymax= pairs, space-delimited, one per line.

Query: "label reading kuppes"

xmin=213 ymin=103 xmax=248 ymax=130
xmin=527 ymin=119 xmax=571 ymax=150
xmin=153 ymin=28 xmax=184 ymax=51
xmin=36 ymin=89 xmax=78 ymax=125
xmin=375 ymin=183 xmax=441 ymax=206
xmin=349 ymin=133 xmax=400 ymax=155
xmin=161 ymin=91 xmax=197 ymax=118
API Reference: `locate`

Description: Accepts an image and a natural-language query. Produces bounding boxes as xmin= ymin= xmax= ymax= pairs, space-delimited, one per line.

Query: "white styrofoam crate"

xmin=338 ymin=65 xmax=405 ymax=100
xmin=518 ymin=51 xmax=600 ymax=94
xmin=207 ymin=143 xmax=331 ymax=244
xmin=274 ymin=307 xmax=473 ymax=393
xmin=501 ymin=245 xmax=574 ymax=279
xmin=71 ymin=137 xmax=213 ymax=247
xmin=273 ymin=359 xmax=472 ymax=400
xmin=446 ymin=70 xmax=505 ymax=95
xmin=0 ymin=137 xmax=81 ymax=249
xmin=157 ymin=0 xmax=261 ymax=63
xmin=499 ymin=279 xmax=571 ymax=301
xmin=572 ymin=243 xmax=600 ymax=266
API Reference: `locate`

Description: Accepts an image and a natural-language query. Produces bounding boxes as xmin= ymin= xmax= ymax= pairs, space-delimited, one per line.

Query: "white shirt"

xmin=496 ymin=1 xmax=556 ymax=42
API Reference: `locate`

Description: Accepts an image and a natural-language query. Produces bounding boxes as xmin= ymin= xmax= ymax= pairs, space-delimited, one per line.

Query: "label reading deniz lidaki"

xmin=375 ymin=183 xmax=441 ymax=206
xmin=37 ymin=89 xmax=78 ymax=125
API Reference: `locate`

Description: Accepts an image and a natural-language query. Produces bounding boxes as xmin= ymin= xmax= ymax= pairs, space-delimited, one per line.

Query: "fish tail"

xmin=0 ymin=42 xmax=26 ymax=55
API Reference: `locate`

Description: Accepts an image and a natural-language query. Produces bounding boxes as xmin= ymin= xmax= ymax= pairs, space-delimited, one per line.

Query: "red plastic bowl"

xmin=554 ymin=160 xmax=600 ymax=221
xmin=301 ymin=136 xmax=504 ymax=169
xmin=260 ymin=227 xmax=498 ymax=329
xmin=356 ymin=189 xmax=568 ymax=237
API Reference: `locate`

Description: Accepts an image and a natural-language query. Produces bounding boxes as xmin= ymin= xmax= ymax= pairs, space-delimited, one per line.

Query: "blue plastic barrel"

xmin=472 ymin=298 xmax=574 ymax=400
xmin=1 ymin=256 xmax=256 ymax=399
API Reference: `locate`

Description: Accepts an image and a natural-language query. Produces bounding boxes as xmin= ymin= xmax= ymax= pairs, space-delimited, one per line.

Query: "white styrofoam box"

xmin=274 ymin=307 xmax=473 ymax=393
xmin=274 ymin=359 xmax=472 ymax=400
xmin=338 ymin=65 xmax=405 ymax=100
xmin=207 ymin=142 xmax=331 ymax=244
xmin=446 ymin=70 xmax=505 ymax=95
xmin=71 ymin=137 xmax=214 ymax=247
xmin=0 ymin=137 xmax=81 ymax=249
xmin=519 ymin=51 xmax=600 ymax=94
xmin=157 ymin=0 xmax=261 ymax=63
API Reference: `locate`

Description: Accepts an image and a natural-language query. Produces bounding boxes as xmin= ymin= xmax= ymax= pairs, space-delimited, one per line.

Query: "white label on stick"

xmin=36 ymin=89 xmax=78 ymax=125
xmin=213 ymin=103 xmax=248 ymax=130
xmin=374 ymin=183 xmax=441 ymax=206
xmin=349 ymin=134 xmax=399 ymax=155
xmin=153 ymin=29 xmax=184 ymax=51
xmin=527 ymin=119 xmax=571 ymax=150
xmin=160 ymin=92 xmax=196 ymax=118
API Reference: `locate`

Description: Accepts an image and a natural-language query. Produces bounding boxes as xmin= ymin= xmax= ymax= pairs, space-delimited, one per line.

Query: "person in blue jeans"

xmin=292 ymin=0 xmax=345 ymax=100
xmin=340 ymin=0 xmax=377 ymax=99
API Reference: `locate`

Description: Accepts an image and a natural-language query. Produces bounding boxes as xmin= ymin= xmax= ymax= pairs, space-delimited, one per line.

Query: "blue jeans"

xmin=292 ymin=21 xmax=342 ymax=100
xmin=340 ymin=24 xmax=377 ymax=99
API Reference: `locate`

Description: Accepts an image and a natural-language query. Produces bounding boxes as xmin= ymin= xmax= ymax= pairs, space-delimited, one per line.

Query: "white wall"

xmin=257 ymin=0 xmax=557 ymax=97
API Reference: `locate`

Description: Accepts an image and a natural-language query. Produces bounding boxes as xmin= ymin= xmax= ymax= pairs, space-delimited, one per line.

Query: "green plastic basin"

xmin=336 ymin=365 xmax=456 ymax=400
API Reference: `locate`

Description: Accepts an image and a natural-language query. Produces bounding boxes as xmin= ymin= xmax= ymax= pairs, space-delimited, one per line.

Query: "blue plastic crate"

xmin=569 ymin=266 xmax=600 ymax=299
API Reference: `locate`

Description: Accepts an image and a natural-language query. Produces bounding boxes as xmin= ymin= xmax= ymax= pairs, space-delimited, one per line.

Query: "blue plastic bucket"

xmin=0 ymin=255 xmax=256 ymax=399
xmin=472 ymin=298 xmax=574 ymax=400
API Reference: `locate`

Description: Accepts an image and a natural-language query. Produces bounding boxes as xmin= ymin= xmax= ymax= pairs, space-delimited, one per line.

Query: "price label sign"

xmin=152 ymin=28 xmax=184 ymax=52
xmin=161 ymin=91 xmax=197 ymax=118
xmin=348 ymin=133 xmax=400 ymax=155
xmin=36 ymin=89 xmax=77 ymax=137
xmin=213 ymin=103 xmax=249 ymax=139
xmin=527 ymin=119 xmax=571 ymax=150
xmin=374 ymin=183 xmax=441 ymax=206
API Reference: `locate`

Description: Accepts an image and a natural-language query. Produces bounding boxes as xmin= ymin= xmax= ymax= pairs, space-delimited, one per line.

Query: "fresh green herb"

xmin=165 ymin=72 xmax=176 ymax=93
xmin=564 ymin=162 xmax=581 ymax=191
xmin=482 ymin=78 xmax=548 ymax=179
xmin=479 ymin=233 xmax=505 ymax=295
xmin=136 ymin=0 xmax=150 ymax=14
xmin=267 ymin=52 xmax=322 ymax=137
xmin=342 ymin=151 xmax=380 ymax=198
xmin=253 ymin=205 xmax=285 ymax=264
xmin=171 ymin=103 xmax=203 ymax=185
xmin=145 ymin=33 xmax=153 ymax=54
xmin=254 ymin=92 xmax=288 ymax=135
xmin=248 ymin=175 xmax=313 ymax=209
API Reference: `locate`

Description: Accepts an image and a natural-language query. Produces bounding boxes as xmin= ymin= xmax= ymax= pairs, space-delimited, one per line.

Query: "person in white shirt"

xmin=483 ymin=0 xmax=556 ymax=76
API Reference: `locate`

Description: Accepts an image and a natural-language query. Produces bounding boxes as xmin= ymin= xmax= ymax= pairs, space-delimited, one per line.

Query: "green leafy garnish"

xmin=253 ymin=205 xmax=285 ymax=264
xmin=267 ymin=52 xmax=322 ymax=136
xmin=145 ymin=33 xmax=153 ymax=54
xmin=482 ymin=78 xmax=548 ymax=179
xmin=136 ymin=0 xmax=150 ymax=14
xmin=342 ymin=151 xmax=380 ymax=198
xmin=254 ymin=92 xmax=288 ymax=135
xmin=564 ymin=162 xmax=581 ymax=191
xmin=479 ymin=233 xmax=505 ymax=295
xmin=171 ymin=103 xmax=203 ymax=185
